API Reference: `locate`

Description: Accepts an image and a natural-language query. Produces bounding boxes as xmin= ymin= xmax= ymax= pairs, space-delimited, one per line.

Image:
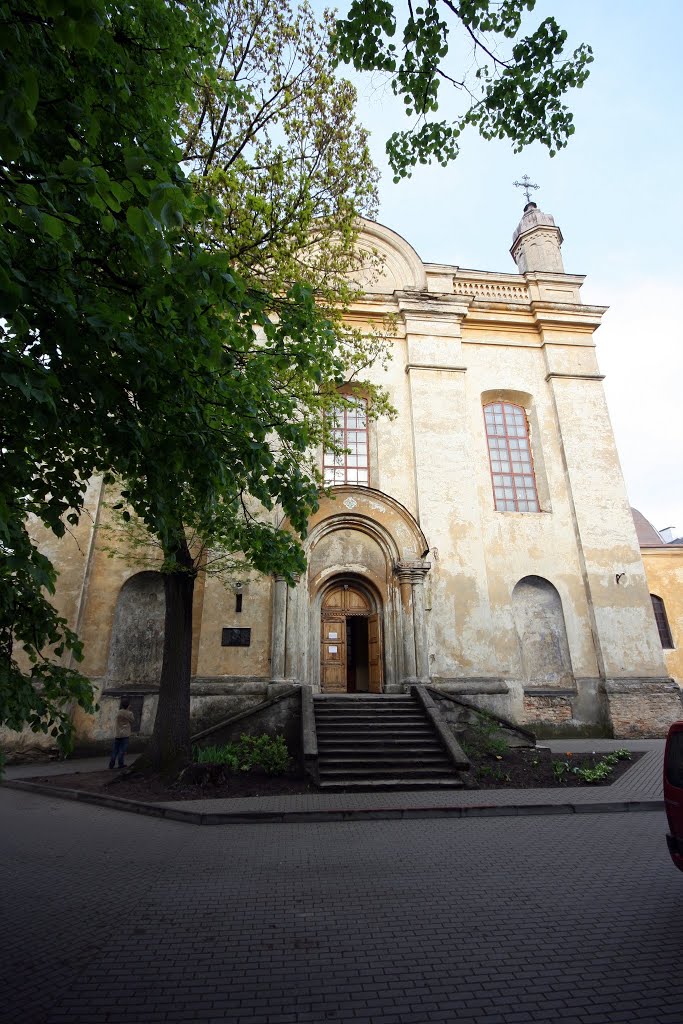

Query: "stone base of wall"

xmin=523 ymin=692 xmax=573 ymax=725
xmin=603 ymin=678 xmax=683 ymax=738
xmin=428 ymin=678 xmax=613 ymax=737
xmin=519 ymin=681 xmax=612 ymax=738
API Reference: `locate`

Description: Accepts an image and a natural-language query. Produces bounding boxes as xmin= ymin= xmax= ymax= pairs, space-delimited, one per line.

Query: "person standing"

xmin=108 ymin=697 xmax=135 ymax=769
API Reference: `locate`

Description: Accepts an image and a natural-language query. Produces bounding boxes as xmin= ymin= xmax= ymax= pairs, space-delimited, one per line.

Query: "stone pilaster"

xmin=395 ymin=560 xmax=431 ymax=685
xmin=270 ymin=574 xmax=288 ymax=682
xmin=395 ymin=564 xmax=418 ymax=684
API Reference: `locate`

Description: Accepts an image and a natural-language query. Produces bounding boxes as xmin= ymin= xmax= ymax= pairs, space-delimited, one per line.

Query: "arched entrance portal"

xmin=320 ymin=581 xmax=383 ymax=693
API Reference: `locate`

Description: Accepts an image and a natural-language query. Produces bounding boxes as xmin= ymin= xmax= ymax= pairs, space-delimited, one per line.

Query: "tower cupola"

xmin=510 ymin=201 xmax=565 ymax=274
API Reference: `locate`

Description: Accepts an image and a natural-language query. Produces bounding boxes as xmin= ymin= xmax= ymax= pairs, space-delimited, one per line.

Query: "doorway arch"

xmin=319 ymin=576 xmax=383 ymax=693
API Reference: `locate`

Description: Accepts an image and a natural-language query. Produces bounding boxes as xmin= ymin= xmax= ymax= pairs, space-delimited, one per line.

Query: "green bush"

xmin=192 ymin=734 xmax=290 ymax=775
xmin=461 ymin=714 xmax=509 ymax=758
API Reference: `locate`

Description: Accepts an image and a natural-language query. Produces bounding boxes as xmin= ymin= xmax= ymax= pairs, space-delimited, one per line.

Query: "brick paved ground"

xmin=2 ymin=786 xmax=682 ymax=1024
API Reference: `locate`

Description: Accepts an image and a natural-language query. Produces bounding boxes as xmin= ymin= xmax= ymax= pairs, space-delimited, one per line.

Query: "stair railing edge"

xmin=425 ymin=685 xmax=537 ymax=742
xmin=412 ymin=684 xmax=471 ymax=771
xmin=191 ymin=685 xmax=301 ymax=743
xmin=301 ymin=684 xmax=320 ymax=785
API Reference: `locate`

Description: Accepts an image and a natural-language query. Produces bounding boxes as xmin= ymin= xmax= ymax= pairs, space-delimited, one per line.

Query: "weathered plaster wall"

xmin=547 ymin=376 xmax=667 ymax=678
xmin=194 ymin=573 xmax=272 ymax=680
xmin=14 ymin=216 xmax=677 ymax=749
xmin=106 ymin=571 xmax=165 ymax=684
xmin=15 ymin=476 xmax=104 ymax=676
xmin=641 ymin=548 xmax=683 ymax=683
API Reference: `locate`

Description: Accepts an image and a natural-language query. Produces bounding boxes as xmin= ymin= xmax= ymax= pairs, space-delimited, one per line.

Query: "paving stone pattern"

xmin=2 ymin=787 xmax=682 ymax=1024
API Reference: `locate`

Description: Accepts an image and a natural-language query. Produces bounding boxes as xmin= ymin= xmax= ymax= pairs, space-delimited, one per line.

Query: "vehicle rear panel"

xmin=664 ymin=721 xmax=683 ymax=872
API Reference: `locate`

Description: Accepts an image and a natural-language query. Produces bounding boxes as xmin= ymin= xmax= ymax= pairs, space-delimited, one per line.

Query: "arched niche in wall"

xmin=511 ymin=575 xmax=573 ymax=686
xmin=106 ymin=571 xmax=165 ymax=686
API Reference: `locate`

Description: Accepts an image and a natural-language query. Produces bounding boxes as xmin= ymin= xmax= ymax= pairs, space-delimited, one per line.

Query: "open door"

xmin=321 ymin=618 xmax=346 ymax=693
xmin=367 ymin=613 xmax=383 ymax=693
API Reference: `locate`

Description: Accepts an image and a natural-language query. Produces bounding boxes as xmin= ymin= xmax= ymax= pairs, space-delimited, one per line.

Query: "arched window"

xmin=651 ymin=594 xmax=675 ymax=649
xmin=323 ymin=398 xmax=368 ymax=486
xmin=484 ymin=401 xmax=539 ymax=512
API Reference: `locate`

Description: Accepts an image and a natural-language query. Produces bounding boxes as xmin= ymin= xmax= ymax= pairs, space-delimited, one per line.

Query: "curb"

xmin=1 ymin=779 xmax=664 ymax=826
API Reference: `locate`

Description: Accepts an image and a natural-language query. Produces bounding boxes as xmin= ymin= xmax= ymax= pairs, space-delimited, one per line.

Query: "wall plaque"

xmin=221 ymin=627 xmax=251 ymax=647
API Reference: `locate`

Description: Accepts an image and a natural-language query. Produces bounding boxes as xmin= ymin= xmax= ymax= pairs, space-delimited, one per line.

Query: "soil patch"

xmin=27 ymin=766 xmax=318 ymax=802
xmin=23 ymin=747 xmax=643 ymax=802
xmin=461 ymin=745 xmax=644 ymax=789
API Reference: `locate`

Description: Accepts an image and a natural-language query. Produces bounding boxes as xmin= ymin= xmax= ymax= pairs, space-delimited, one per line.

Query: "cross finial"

xmin=513 ymin=174 xmax=540 ymax=204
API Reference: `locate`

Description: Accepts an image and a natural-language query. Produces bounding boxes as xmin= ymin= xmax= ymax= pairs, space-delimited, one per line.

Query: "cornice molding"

xmin=545 ymin=372 xmax=606 ymax=382
xmin=405 ymin=363 xmax=467 ymax=374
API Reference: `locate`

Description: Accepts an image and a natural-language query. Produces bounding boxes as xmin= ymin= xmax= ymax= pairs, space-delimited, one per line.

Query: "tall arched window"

xmin=651 ymin=594 xmax=675 ymax=649
xmin=323 ymin=398 xmax=369 ymax=486
xmin=484 ymin=401 xmax=539 ymax=512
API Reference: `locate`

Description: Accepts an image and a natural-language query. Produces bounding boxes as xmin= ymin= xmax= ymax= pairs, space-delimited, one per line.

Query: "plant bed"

xmin=461 ymin=745 xmax=643 ymax=789
xmin=19 ymin=746 xmax=642 ymax=801
xmin=24 ymin=764 xmax=317 ymax=802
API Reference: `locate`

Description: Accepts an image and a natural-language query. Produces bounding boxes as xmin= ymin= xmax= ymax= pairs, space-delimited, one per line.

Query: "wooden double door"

xmin=320 ymin=585 xmax=382 ymax=694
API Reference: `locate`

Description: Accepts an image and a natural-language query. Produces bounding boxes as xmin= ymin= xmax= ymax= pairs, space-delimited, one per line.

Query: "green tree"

xmin=332 ymin=0 xmax=593 ymax=179
xmin=1 ymin=0 xmax=219 ymax=753
xmin=1 ymin=0 xmax=388 ymax=769
xmin=118 ymin=0 xmax=394 ymax=773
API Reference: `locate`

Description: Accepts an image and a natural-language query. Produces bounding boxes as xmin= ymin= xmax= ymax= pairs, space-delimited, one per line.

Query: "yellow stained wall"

xmin=641 ymin=547 xmax=683 ymax=684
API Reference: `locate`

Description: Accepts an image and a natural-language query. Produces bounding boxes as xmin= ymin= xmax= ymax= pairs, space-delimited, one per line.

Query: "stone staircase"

xmin=312 ymin=693 xmax=465 ymax=790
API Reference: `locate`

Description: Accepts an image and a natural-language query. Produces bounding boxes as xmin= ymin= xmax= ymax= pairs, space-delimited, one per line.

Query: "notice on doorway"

xmin=328 ymin=645 xmax=338 ymax=654
xmin=328 ymin=631 xmax=338 ymax=639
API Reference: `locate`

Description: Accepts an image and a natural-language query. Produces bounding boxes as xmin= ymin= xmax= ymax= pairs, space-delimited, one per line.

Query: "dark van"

xmin=664 ymin=722 xmax=683 ymax=872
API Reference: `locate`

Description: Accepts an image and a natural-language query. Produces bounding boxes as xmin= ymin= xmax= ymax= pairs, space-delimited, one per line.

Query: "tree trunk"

xmin=134 ymin=539 xmax=195 ymax=776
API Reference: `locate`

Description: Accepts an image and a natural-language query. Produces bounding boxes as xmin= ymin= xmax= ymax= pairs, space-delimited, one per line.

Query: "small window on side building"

xmin=651 ymin=594 xmax=674 ymax=649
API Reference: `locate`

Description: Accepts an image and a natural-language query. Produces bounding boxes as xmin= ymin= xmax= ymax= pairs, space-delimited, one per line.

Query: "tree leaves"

xmin=332 ymin=0 xmax=593 ymax=178
xmin=1 ymin=0 xmax=391 ymax=757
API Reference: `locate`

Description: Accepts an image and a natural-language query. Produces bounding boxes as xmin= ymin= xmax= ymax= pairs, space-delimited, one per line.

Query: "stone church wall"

xmin=5 ymin=214 xmax=680 ymax=753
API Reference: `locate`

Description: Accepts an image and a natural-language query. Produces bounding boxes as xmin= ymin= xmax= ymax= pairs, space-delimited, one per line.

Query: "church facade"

xmin=15 ymin=203 xmax=683 ymax=749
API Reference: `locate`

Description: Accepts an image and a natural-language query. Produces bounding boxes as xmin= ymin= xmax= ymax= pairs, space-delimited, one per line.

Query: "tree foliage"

xmin=332 ymin=0 xmax=593 ymax=179
xmin=2 ymin=0 xmax=218 ymax=750
xmin=182 ymin=0 xmax=379 ymax=299
xmin=1 ymin=0 xmax=386 ymax=763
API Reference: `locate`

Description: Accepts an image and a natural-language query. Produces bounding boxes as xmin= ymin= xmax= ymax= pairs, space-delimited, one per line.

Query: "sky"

xmin=333 ymin=0 xmax=683 ymax=536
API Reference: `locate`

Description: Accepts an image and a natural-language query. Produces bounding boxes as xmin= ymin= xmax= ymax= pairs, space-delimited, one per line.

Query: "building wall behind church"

xmin=640 ymin=548 xmax=683 ymax=684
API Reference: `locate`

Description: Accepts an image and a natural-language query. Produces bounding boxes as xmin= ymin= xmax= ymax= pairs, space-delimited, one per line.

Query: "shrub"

xmin=461 ymin=714 xmax=509 ymax=758
xmin=192 ymin=734 xmax=290 ymax=775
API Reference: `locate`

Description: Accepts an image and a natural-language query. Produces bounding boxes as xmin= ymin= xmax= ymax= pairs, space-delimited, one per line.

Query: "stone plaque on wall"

xmin=221 ymin=627 xmax=251 ymax=647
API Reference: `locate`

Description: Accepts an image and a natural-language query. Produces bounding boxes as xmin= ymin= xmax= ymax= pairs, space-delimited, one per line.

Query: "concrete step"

xmin=313 ymin=692 xmax=413 ymax=700
xmin=317 ymin=749 xmax=450 ymax=765
xmin=313 ymin=724 xmax=432 ymax=733
xmin=317 ymin=777 xmax=465 ymax=790
xmin=315 ymin=720 xmax=430 ymax=730
xmin=318 ymin=742 xmax=445 ymax=753
xmin=311 ymin=692 xmax=463 ymax=790
xmin=318 ymin=765 xmax=456 ymax=779
xmin=314 ymin=710 xmax=426 ymax=719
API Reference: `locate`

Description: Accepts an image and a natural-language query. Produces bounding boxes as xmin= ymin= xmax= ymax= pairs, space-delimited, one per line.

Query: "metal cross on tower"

xmin=513 ymin=174 xmax=540 ymax=204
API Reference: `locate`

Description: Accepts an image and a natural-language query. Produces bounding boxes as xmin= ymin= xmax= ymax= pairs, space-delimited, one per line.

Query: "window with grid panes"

xmin=484 ymin=401 xmax=540 ymax=512
xmin=651 ymin=594 xmax=674 ymax=649
xmin=323 ymin=399 xmax=369 ymax=486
